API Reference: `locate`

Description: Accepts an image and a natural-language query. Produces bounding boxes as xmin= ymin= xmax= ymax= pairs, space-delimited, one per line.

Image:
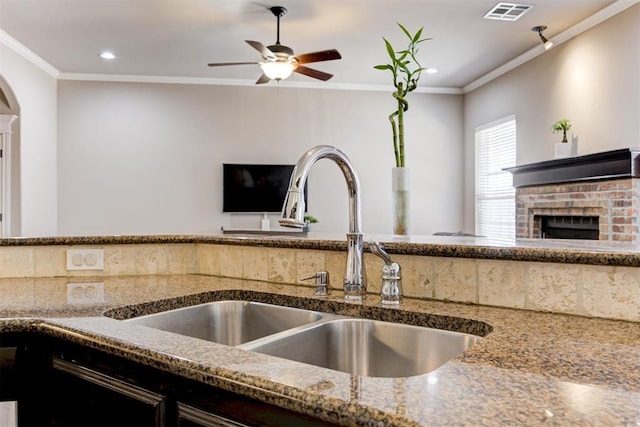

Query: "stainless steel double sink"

xmin=125 ymin=300 xmax=481 ymax=378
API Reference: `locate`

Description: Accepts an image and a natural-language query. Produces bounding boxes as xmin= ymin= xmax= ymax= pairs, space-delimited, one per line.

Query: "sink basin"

xmin=125 ymin=300 xmax=326 ymax=346
xmin=124 ymin=300 xmax=483 ymax=378
xmin=244 ymin=318 xmax=481 ymax=378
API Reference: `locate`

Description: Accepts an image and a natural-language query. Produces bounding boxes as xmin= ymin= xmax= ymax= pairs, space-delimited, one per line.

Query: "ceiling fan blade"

xmin=294 ymin=65 xmax=333 ymax=81
xmin=207 ymin=61 xmax=259 ymax=67
xmin=255 ymin=73 xmax=271 ymax=84
xmin=293 ymin=49 xmax=341 ymax=64
xmin=245 ymin=40 xmax=275 ymax=60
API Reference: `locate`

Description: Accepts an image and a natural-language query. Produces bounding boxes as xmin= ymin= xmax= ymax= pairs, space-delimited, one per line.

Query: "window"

xmin=475 ymin=115 xmax=516 ymax=241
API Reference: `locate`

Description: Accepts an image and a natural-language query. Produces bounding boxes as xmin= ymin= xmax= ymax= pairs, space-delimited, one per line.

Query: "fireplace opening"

xmin=538 ymin=215 xmax=599 ymax=240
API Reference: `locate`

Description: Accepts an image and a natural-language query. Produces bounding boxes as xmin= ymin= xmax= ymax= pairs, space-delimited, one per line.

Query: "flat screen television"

xmin=222 ymin=163 xmax=305 ymax=213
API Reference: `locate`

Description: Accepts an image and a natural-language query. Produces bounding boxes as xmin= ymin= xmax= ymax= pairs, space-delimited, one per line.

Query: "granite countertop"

xmin=3 ymin=232 xmax=640 ymax=266
xmin=1 ymin=274 xmax=639 ymax=426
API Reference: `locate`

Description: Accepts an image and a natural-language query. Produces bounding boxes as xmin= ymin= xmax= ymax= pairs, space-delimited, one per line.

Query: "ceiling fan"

xmin=207 ymin=6 xmax=342 ymax=84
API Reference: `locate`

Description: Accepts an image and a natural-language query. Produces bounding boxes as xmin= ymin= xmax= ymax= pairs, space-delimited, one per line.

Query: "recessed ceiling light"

xmin=425 ymin=67 xmax=438 ymax=74
xmin=484 ymin=3 xmax=533 ymax=21
xmin=99 ymin=51 xmax=116 ymax=60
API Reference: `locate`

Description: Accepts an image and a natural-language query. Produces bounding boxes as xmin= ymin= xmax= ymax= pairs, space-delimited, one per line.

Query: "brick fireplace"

xmin=506 ymin=148 xmax=640 ymax=242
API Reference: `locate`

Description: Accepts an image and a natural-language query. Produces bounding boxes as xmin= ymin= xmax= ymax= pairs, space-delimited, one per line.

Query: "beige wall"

xmin=57 ymin=81 xmax=464 ymax=236
xmin=2 ymin=4 xmax=637 ymax=238
xmin=463 ymin=4 xmax=640 ymax=232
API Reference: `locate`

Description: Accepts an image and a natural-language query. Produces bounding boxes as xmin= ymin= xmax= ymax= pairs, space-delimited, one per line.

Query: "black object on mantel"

xmin=504 ymin=148 xmax=640 ymax=188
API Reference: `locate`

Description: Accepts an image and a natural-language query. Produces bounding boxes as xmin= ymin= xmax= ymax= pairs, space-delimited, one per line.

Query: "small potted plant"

xmin=551 ymin=119 xmax=571 ymax=143
xmin=551 ymin=119 xmax=573 ymax=158
xmin=303 ymin=214 xmax=318 ymax=232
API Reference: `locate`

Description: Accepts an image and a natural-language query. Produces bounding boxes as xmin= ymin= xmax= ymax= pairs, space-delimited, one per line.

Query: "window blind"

xmin=475 ymin=116 xmax=516 ymax=241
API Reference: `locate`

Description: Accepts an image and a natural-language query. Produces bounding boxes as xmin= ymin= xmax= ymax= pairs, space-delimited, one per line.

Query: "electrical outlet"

xmin=66 ymin=248 xmax=104 ymax=271
xmin=66 ymin=282 xmax=105 ymax=304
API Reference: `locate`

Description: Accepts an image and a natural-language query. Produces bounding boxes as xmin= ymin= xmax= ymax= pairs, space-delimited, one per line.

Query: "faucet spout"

xmin=280 ymin=145 xmax=366 ymax=300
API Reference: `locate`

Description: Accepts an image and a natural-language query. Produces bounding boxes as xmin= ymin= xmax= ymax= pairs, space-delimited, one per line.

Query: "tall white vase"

xmin=392 ymin=167 xmax=410 ymax=235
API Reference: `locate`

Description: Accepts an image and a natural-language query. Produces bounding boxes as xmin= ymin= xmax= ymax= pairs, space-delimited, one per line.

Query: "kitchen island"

xmin=4 ymin=232 xmax=640 ymax=266
xmin=1 ymin=268 xmax=639 ymax=425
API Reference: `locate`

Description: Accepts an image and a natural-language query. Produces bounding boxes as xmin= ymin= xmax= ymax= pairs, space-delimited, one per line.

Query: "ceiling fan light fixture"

xmin=206 ymin=5 xmax=341 ymax=84
xmin=260 ymin=61 xmax=295 ymax=80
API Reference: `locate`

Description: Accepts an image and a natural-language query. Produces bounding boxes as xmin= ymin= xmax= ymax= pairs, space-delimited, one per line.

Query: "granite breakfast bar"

xmin=1 ymin=233 xmax=639 ymax=426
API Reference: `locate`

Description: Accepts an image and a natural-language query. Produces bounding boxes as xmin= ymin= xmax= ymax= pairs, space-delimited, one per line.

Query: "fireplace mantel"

xmin=506 ymin=148 xmax=640 ymax=242
xmin=505 ymin=148 xmax=640 ymax=188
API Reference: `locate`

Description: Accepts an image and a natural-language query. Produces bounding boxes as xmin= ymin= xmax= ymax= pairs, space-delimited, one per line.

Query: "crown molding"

xmin=0 ymin=29 xmax=59 ymax=78
xmin=58 ymin=72 xmax=463 ymax=94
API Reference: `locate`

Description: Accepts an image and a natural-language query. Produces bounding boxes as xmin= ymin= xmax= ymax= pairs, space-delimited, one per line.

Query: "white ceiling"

xmin=0 ymin=0 xmax=630 ymax=91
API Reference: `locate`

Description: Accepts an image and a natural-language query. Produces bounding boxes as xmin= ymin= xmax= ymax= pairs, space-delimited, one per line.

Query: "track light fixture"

xmin=532 ymin=25 xmax=554 ymax=50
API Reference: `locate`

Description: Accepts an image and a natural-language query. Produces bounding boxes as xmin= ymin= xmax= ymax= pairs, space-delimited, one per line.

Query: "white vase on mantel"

xmin=554 ymin=142 xmax=571 ymax=159
xmin=554 ymin=132 xmax=579 ymax=159
xmin=392 ymin=167 xmax=410 ymax=235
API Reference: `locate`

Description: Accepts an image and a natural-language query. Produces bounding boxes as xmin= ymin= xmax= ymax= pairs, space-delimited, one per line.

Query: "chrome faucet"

xmin=280 ymin=145 xmax=367 ymax=301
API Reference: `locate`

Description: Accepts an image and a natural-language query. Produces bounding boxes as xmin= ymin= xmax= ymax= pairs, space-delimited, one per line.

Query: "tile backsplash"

xmin=0 ymin=243 xmax=638 ymax=322
xmin=197 ymin=244 xmax=640 ymax=322
xmin=0 ymin=244 xmax=197 ymax=278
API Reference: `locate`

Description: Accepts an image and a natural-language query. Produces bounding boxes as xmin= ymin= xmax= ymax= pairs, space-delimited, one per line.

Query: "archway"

xmin=0 ymin=75 xmax=21 ymax=236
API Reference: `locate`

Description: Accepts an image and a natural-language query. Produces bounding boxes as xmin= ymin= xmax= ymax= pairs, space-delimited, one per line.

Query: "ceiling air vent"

xmin=484 ymin=2 xmax=533 ymax=21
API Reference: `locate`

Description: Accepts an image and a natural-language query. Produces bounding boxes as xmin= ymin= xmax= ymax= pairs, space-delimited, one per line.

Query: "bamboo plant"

xmin=374 ymin=23 xmax=430 ymax=167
